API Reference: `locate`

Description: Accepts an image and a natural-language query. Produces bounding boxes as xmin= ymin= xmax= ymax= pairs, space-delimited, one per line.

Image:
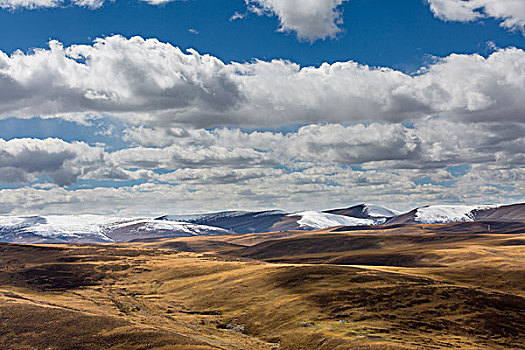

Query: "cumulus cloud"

xmin=234 ymin=48 xmax=525 ymax=125
xmin=246 ymin=0 xmax=348 ymax=41
xmin=140 ymin=0 xmax=175 ymax=4
xmin=0 ymin=0 xmax=104 ymax=9
xmin=0 ymin=161 xmax=521 ymax=215
xmin=157 ymin=167 xmax=283 ymax=184
xmin=111 ymin=120 xmax=523 ymax=211
xmin=0 ymin=0 xmax=59 ymax=9
xmin=0 ymin=35 xmax=523 ymax=213
xmin=1 ymin=36 xmax=525 ymax=128
xmin=123 ymin=120 xmax=525 ymax=171
xmin=427 ymin=0 xmax=525 ymax=34
xmin=0 ymin=37 xmax=241 ymax=122
xmin=0 ymin=0 xmax=187 ymax=9
xmin=110 ymin=144 xmax=278 ymax=169
xmin=0 ymin=138 xmax=105 ymax=186
xmin=1 ymin=117 xmax=522 ymax=199
xmin=0 ymin=120 xmax=522 ymax=215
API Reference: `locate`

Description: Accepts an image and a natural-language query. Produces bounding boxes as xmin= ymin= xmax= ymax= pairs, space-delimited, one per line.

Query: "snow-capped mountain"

xmin=1 ymin=203 xmax=522 ymax=244
xmin=414 ymin=205 xmax=497 ymax=224
xmin=471 ymin=203 xmax=525 ymax=222
xmin=364 ymin=204 xmax=400 ymax=218
xmin=159 ymin=210 xmax=252 ymax=223
xmin=156 ymin=210 xmax=292 ymax=234
xmin=324 ymin=204 xmax=399 ymax=219
xmin=385 ymin=203 xmax=525 ymax=225
xmin=289 ymin=211 xmax=380 ymax=230
xmin=0 ymin=215 xmax=233 ymax=244
xmin=157 ymin=206 xmax=397 ymax=234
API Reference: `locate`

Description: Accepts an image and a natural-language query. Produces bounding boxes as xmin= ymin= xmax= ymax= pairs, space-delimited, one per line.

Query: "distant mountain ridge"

xmin=156 ymin=210 xmax=292 ymax=234
xmin=471 ymin=203 xmax=525 ymax=222
xmin=157 ymin=204 xmax=396 ymax=234
xmin=0 ymin=215 xmax=232 ymax=244
xmin=0 ymin=203 xmax=522 ymax=244
xmin=384 ymin=203 xmax=525 ymax=225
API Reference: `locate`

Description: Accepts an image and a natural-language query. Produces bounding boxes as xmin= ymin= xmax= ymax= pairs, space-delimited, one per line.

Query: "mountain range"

xmin=0 ymin=203 xmax=523 ymax=244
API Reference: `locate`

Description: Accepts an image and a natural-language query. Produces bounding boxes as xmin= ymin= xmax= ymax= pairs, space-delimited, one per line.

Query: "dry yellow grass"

xmin=0 ymin=222 xmax=524 ymax=349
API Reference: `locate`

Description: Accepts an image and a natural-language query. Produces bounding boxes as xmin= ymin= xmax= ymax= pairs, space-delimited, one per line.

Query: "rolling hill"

xmin=0 ymin=219 xmax=523 ymax=349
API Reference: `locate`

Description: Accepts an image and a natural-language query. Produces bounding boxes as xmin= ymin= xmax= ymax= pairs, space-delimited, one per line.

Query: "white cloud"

xmin=1 ymin=118 xmax=522 ymax=196
xmin=0 ymin=0 xmax=104 ymax=9
xmin=140 ymin=0 xmax=175 ymax=4
xmin=427 ymin=0 xmax=483 ymax=22
xmin=110 ymin=144 xmax=278 ymax=169
xmin=0 ymin=0 xmax=61 ymax=9
xmin=0 ymin=138 xmax=105 ymax=186
xmin=1 ymin=36 xmax=525 ymax=128
xmin=0 ymin=0 xmax=193 ymax=10
xmin=157 ymin=167 xmax=283 ymax=184
xmin=427 ymin=0 xmax=525 ymax=34
xmin=0 ymin=137 xmax=160 ymax=186
xmin=0 ymin=161 xmax=521 ymax=215
xmin=234 ymin=48 xmax=525 ymax=125
xmin=0 ymin=34 xmax=523 ymax=213
xmin=0 ymin=121 xmax=522 ymax=215
xmin=123 ymin=120 xmax=525 ymax=171
xmin=0 ymin=36 xmax=241 ymax=123
xmin=230 ymin=11 xmax=246 ymax=21
xmin=246 ymin=0 xmax=348 ymax=42
xmin=73 ymin=0 xmax=104 ymax=8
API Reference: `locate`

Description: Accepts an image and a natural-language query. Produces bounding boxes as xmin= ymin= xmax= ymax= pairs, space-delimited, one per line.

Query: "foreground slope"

xmin=0 ymin=221 xmax=524 ymax=349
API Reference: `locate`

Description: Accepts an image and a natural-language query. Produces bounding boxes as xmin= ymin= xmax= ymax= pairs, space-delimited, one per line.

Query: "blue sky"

xmin=0 ymin=0 xmax=524 ymax=215
xmin=2 ymin=0 xmax=525 ymax=70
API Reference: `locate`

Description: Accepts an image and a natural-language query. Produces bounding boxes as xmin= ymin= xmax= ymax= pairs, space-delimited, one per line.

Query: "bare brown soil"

xmin=0 ymin=222 xmax=524 ymax=349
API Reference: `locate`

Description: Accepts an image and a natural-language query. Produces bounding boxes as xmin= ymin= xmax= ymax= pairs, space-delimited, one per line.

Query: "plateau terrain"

xmin=0 ymin=203 xmax=523 ymax=349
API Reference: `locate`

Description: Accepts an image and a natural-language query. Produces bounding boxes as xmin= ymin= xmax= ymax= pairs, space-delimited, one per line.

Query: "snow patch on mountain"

xmin=362 ymin=204 xmax=399 ymax=218
xmin=108 ymin=218 xmax=231 ymax=235
xmin=0 ymin=216 xmax=45 ymax=230
xmin=414 ymin=205 xmax=498 ymax=224
xmin=253 ymin=210 xmax=287 ymax=218
xmin=292 ymin=211 xmax=378 ymax=230
xmin=159 ymin=211 xmax=250 ymax=223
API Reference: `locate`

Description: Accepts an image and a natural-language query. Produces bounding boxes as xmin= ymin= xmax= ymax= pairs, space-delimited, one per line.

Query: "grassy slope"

xmin=0 ymin=222 xmax=524 ymax=349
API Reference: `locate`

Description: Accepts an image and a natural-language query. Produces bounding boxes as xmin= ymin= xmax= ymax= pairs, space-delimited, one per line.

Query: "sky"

xmin=0 ymin=0 xmax=524 ymax=215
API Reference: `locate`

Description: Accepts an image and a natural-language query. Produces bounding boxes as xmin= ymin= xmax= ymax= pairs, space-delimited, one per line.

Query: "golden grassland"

xmin=0 ymin=222 xmax=524 ymax=349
